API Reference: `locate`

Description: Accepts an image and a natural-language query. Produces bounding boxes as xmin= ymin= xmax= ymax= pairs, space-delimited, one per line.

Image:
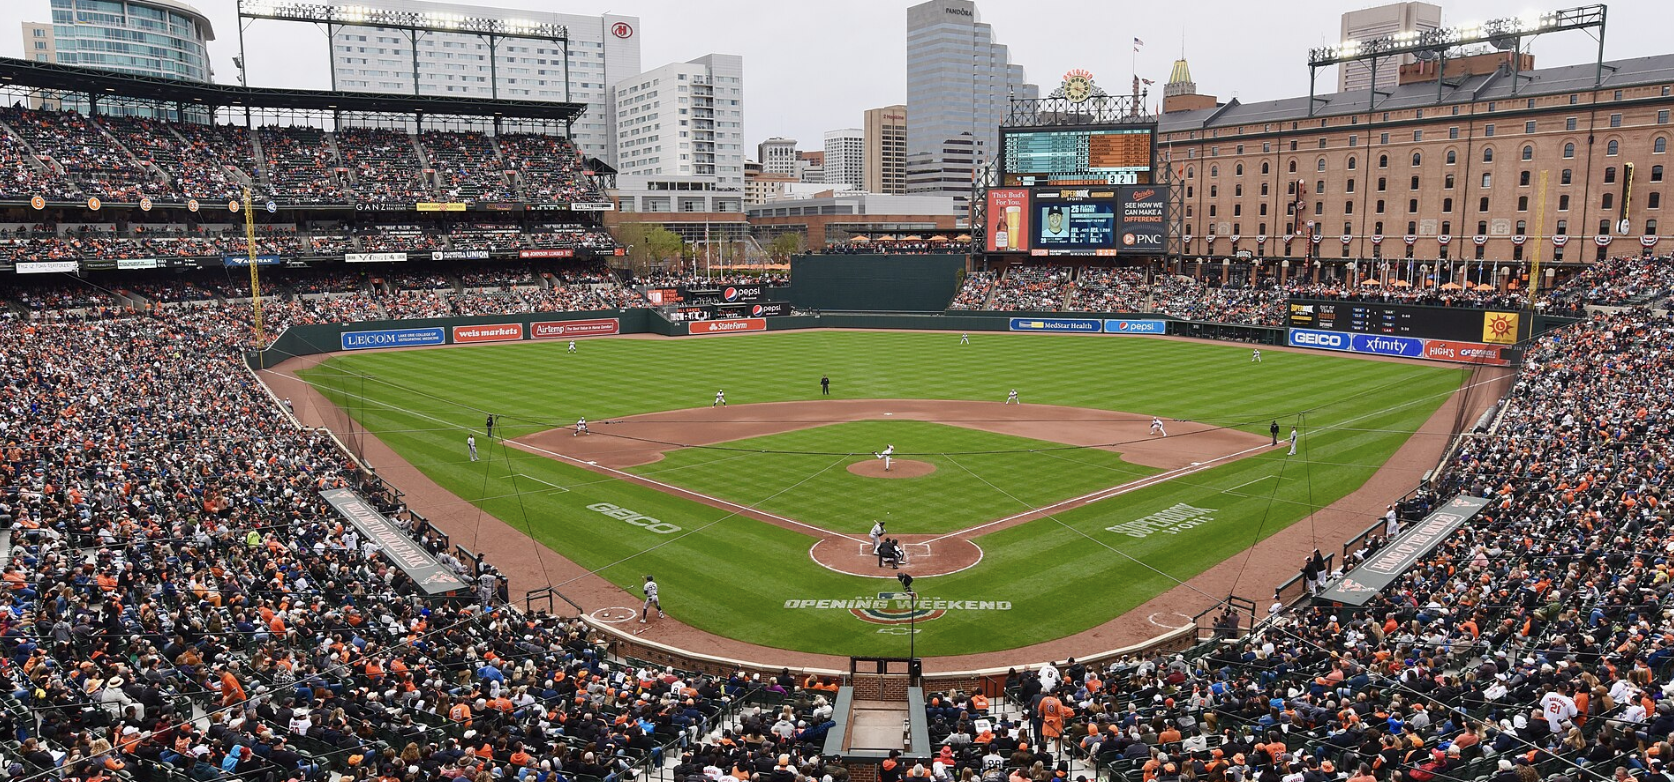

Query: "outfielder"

xmin=467 ymin=434 xmax=479 ymax=462
xmin=873 ymin=444 xmax=895 ymax=471
xmin=1150 ymin=417 xmax=1167 ymax=437
xmin=575 ymin=417 xmax=589 ymax=437
xmin=870 ymin=520 xmax=886 ymax=554
xmin=1005 ymin=388 xmax=1019 ymax=405
xmin=960 ymin=333 xmax=970 ymax=345
xmin=1288 ymin=426 xmax=1299 ymax=455
xmin=567 ymin=340 xmax=577 ymax=353
xmin=713 ymin=389 xmax=727 ymax=407
xmin=1252 ymin=348 xmax=1262 ymax=363
xmin=640 ymin=574 xmax=664 ymax=623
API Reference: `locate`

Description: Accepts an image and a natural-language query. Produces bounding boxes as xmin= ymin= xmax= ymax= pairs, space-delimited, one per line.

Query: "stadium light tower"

xmin=235 ymin=0 xmax=571 ymax=101
xmin=1304 ymin=5 xmax=1607 ymax=114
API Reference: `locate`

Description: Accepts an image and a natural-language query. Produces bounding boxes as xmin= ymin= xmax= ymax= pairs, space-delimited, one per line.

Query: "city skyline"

xmin=2 ymin=0 xmax=1667 ymax=166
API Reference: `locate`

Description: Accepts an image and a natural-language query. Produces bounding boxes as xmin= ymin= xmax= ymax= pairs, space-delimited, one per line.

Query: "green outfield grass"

xmin=627 ymin=420 xmax=1162 ymax=534
xmin=299 ymin=330 xmax=1470 ymax=657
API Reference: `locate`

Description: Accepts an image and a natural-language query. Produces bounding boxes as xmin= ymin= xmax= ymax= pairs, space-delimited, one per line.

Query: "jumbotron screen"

xmin=1001 ymin=126 xmax=1154 ymax=187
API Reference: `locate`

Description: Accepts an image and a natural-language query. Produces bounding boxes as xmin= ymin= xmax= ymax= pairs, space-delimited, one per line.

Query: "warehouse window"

xmin=1518 ymin=196 xmax=1529 ymax=211
xmin=1521 ymin=145 xmax=1533 ymax=161
xmin=1563 ymin=142 xmax=1575 ymax=158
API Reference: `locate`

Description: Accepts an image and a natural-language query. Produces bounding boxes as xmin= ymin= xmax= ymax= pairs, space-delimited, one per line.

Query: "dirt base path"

xmin=262 ymin=342 xmax=1511 ymax=674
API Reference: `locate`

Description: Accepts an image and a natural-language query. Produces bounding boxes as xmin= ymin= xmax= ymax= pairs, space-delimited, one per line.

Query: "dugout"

xmin=788 ymin=254 xmax=967 ymax=312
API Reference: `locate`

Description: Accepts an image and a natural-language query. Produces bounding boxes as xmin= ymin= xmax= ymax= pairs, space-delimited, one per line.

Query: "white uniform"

xmin=713 ymin=389 xmax=727 ymax=407
xmin=959 ymin=333 xmax=969 ymax=345
xmin=1252 ymin=349 xmax=1262 ymax=363
xmin=575 ymin=418 xmax=588 ymax=436
xmin=567 ymin=340 xmax=577 ymax=353
xmin=1150 ymin=417 xmax=1167 ymax=437
xmin=869 ymin=521 xmax=885 ymax=554
xmin=640 ymin=578 xmax=664 ymax=622
xmin=1287 ymin=427 xmax=1298 ymax=455
xmin=1005 ymin=389 xmax=1019 ymax=405
xmin=467 ymin=435 xmax=478 ymax=461
xmin=1384 ymin=506 xmax=1400 ymax=537
xmin=874 ymin=444 xmax=895 ymax=471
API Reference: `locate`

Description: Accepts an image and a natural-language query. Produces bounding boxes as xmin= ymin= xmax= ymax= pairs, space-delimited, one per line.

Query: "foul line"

xmin=923 ymin=441 xmax=1279 ymax=544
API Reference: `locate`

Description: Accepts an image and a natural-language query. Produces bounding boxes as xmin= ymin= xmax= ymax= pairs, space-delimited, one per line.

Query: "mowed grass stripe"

xmin=302 ymin=331 xmax=1466 ymax=656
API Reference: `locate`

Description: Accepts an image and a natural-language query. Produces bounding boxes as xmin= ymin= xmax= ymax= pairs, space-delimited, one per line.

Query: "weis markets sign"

xmin=453 ymin=323 xmax=524 ymax=343
xmin=1319 ymin=495 xmax=1489 ymax=605
xmin=318 ymin=488 xmax=467 ymax=594
xmin=340 ymin=327 xmax=446 ymax=351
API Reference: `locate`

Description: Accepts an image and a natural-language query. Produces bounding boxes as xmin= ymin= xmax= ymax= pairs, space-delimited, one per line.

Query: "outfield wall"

xmin=788 ymin=254 xmax=967 ymax=312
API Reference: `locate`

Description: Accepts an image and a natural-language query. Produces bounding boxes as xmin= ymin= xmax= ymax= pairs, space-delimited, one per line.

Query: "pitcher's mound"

xmin=848 ymin=459 xmax=936 ymax=478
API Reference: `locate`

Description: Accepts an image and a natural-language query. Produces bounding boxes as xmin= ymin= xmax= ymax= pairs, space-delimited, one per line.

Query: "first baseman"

xmin=1150 ymin=417 xmax=1167 ymax=437
xmin=575 ymin=417 xmax=589 ymax=436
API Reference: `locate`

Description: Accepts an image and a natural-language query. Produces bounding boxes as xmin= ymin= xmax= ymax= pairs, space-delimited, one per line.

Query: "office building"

xmin=758 ymin=137 xmax=798 ymax=175
xmin=905 ymin=0 xmax=1036 ymax=201
xmin=612 ymin=54 xmax=745 ymax=188
xmin=1338 ymin=2 xmax=1443 ymax=93
xmin=864 ymin=104 xmax=909 ymax=195
xmin=748 ymin=192 xmax=961 ymax=248
xmin=23 ymin=0 xmax=214 ymax=82
xmin=798 ymin=151 xmax=825 ymax=184
xmin=823 ymin=128 xmax=865 ymax=190
xmin=906 ymin=133 xmax=979 ymax=212
xmin=314 ymin=0 xmax=639 ymax=161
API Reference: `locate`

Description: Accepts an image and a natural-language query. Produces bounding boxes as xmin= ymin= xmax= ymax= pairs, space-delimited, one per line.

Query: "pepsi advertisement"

xmin=715 ymin=301 xmax=789 ymax=318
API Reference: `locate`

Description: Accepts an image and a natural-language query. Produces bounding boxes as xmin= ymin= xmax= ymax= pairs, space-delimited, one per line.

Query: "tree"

xmin=615 ymin=223 xmax=685 ymax=274
xmin=769 ymin=232 xmax=805 ymax=261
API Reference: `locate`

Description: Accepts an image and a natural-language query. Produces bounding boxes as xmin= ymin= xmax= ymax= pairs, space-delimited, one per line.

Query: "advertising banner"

xmin=1319 ymin=495 xmax=1489 ymax=605
xmin=345 ymin=252 xmax=409 ymax=263
xmin=430 ymin=250 xmax=491 ymax=261
xmin=15 ymin=260 xmax=79 ymax=274
xmin=748 ymin=301 xmax=790 ymax=317
xmin=339 ymin=327 xmax=447 ymax=351
xmin=531 ymin=318 xmax=620 ymax=339
xmin=1103 ymin=319 xmax=1168 ymax=334
xmin=668 ymin=305 xmax=712 ymax=322
xmin=520 ymin=248 xmax=575 ymax=259
xmin=1422 ymin=340 xmax=1511 ymax=366
xmin=452 ymin=323 xmax=524 ymax=344
xmin=718 ymin=285 xmax=764 ymax=303
xmin=986 ymin=188 xmax=1031 ymax=252
xmin=569 ymin=202 xmax=615 ymax=211
xmin=415 ymin=202 xmax=468 ymax=212
xmin=690 ymin=318 xmax=766 ymax=334
xmin=1481 ymin=311 xmax=1520 ymax=345
xmin=1116 ymin=186 xmax=1166 ymax=253
xmin=319 ymin=488 xmax=468 ymax=595
xmin=1010 ymin=317 xmax=1102 ymax=333
xmin=116 ymin=258 xmax=158 ymax=270
xmin=1349 ymin=334 xmax=1426 ymax=358
xmin=1287 ymin=328 xmax=1351 ymax=351
xmin=223 ymin=255 xmax=282 ymax=267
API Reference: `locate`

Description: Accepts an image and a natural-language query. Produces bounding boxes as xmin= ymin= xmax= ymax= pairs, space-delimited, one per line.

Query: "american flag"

xmin=1133 ymin=37 xmax=1144 ymax=52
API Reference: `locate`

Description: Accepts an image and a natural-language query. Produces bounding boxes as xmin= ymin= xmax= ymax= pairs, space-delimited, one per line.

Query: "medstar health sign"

xmin=784 ymin=592 xmax=1011 ymax=627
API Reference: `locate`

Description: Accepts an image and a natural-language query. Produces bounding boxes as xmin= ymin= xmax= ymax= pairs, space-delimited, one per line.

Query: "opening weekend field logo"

xmin=784 ymin=591 xmax=1011 ymax=626
xmin=1105 ymin=503 xmax=1217 ymax=537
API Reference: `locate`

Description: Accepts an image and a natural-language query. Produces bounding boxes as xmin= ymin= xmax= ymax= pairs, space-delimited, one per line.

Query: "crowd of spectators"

xmin=0 ymin=107 xmax=160 ymax=202
xmin=100 ymin=116 xmax=252 ymax=204
xmin=947 ymin=271 xmax=997 ymax=310
xmin=1066 ymin=268 xmax=1148 ymax=313
xmin=421 ymin=131 xmax=517 ymax=203
xmin=494 ymin=134 xmax=607 ymax=204
xmin=986 ymin=266 xmax=1073 ymax=311
xmin=258 ymin=125 xmax=353 ymax=205
xmin=1540 ymin=254 xmax=1674 ymax=311
xmin=336 ymin=128 xmax=434 ymax=205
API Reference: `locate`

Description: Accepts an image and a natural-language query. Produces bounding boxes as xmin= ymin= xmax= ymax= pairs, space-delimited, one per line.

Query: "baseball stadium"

xmin=0 ymin=3 xmax=1670 ymax=782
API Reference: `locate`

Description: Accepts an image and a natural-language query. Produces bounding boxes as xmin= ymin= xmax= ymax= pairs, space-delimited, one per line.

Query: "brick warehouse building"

xmin=1157 ymin=51 xmax=1674 ymax=284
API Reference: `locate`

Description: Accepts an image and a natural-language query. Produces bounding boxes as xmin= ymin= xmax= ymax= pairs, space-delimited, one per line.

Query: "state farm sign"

xmin=688 ymin=318 xmax=766 ymax=335
xmin=452 ymin=323 xmax=524 ymax=344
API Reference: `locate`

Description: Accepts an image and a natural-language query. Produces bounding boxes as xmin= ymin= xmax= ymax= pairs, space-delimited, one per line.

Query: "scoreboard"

xmin=1287 ymin=299 xmax=1523 ymax=345
xmin=1001 ymin=126 xmax=1153 ymax=187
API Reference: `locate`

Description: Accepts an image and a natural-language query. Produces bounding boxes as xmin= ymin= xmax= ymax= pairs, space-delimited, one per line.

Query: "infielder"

xmin=869 ymin=520 xmax=886 ymax=554
xmin=1252 ymin=348 xmax=1262 ymax=363
xmin=1149 ymin=417 xmax=1167 ymax=437
xmin=960 ymin=333 xmax=970 ymax=345
xmin=1288 ymin=426 xmax=1299 ymax=455
xmin=575 ymin=417 xmax=589 ymax=437
xmin=1005 ymin=388 xmax=1019 ymax=405
xmin=567 ymin=340 xmax=577 ymax=353
xmin=467 ymin=434 xmax=478 ymax=462
xmin=640 ymin=574 xmax=664 ymax=623
xmin=873 ymin=444 xmax=895 ymax=471
xmin=713 ymin=389 xmax=727 ymax=407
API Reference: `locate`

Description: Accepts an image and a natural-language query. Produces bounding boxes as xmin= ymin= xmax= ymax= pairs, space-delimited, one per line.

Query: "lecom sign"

xmin=689 ymin=318 xmax=766 ymax=335
xmin=531 ymin=318 xmax=620 ymax=338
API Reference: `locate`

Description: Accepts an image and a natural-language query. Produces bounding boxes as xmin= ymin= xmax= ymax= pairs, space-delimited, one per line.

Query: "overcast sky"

xmin=2 ymin=0 xmax=1666 ymax=153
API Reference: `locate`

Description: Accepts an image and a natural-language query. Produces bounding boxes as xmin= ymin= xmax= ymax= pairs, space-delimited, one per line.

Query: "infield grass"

xmin=299 ymin=330 xmax=1470 ymax=657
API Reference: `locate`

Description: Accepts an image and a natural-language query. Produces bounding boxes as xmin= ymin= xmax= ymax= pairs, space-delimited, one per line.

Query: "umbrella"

xmin=877 ymin=234 xmax=897 ymax=241
xmin=954 ymin=234 xmax=972 ymax=241
xmin=1361 ymin=278 xmax=1382 ymax=286
xmin=929 ymin=235 xmax=950 ymax=242
xmin=900 ymin=235 xmax=923 ymax=241
xmin=850 ymin=236 xmax=870 ymax=242
xmin=1440 ymin=282 xmax=1462 ymax=290
xmin=1390 ymin=279 xmax=1411 ymax=288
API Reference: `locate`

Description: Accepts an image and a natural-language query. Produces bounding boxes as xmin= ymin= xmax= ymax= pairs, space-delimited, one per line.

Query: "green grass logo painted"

xmin=783 ymin=592 xmax=1012 ymax=625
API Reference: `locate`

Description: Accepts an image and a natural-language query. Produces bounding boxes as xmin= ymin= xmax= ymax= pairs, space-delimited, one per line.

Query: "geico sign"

xmin=586 ymin=503 xmax=682 ymax=534
xmin=1292 ymin=331 xmax=1345 ymax=348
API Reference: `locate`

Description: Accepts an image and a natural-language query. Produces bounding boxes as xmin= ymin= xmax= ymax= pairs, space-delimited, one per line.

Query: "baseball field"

xmin=298 ymin=330 xmax=1468 ymax=657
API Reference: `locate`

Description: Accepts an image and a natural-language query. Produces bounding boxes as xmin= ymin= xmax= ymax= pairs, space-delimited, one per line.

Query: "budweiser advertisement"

xmin=689 ymin=318 xmax=766 ymax=335
xmin=452 ymin=323 xmax=525 ymax=344
xmin=531 ymin=318 xmax=620 ymax=339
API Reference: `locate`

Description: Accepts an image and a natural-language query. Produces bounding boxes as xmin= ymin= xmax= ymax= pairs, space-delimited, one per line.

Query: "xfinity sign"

xmin=1288 ymin=328 xmax=1349 ymax=350
xmin=1351 ymin=334 xmax=1425 ymax=358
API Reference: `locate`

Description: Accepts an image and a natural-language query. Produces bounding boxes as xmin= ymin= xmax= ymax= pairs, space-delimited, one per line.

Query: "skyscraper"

xmin=612 ymin=54 xmax=745 ymax=188
xmin=758 ymin=138 xmax=799 ymax=176
xmin=312 ymin=0 xmax=640 ymax=162
xmin=863 ymin=105 xmax=908 ymax=195
xmin=905 ymin=0 xmax=1036 ymax=206
xmin=24 ymin=0 xmax=214 ymax=83
xmin=823 ymin=129 xmax=865 ymax=190
xmin=1338 ymin=2 xmax=1443 ymax=93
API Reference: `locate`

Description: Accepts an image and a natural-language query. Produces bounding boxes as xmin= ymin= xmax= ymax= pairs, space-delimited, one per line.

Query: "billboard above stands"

xmin=452 ymin=323 xmax=524 ymax=344
xmin=345 ymin=252 xmax=409 ymax=263
xmin=986 ymin=188 xmax=1032 ymax=252
xmin=117 ymin=258 xmax=158 ymax=270
xmin=340 ymin=327 xmax=446 ymax=351
xmin=531 ymin=318 xmax=621 ymax=339
xmin=1010 ymin=317 xmax=1102 ymax=333
xmin=430 ymin=250 xmax=490 ymax=261
xmin=569 ymin=202 xmax=615 ymax=211
xmin=223 ymin=255 xmax=282 ymax=267
xmin=1103 ymin=319 xmax=1167 ymax=334
xmin=1319 ymin=495 xmax=1489 ymax=605
xmin=690 ymin=317 xmax=766 ymax=334
xmin=15 ymin=260 xmax=79 ymax=274
xmin=1116 ymin=186 xmax=1166 ymax=253
xmin=520 ymin=248 xmax=575 ymax=259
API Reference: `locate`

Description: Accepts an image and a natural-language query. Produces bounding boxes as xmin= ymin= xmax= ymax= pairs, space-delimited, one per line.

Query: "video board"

xmin=1001 ymin=126 xmax=1154 ymax=187
xmin=1031 ymin=188 xmax=1117 ymax=255
xmin=1287 ymin=299 xmax=1523 ymax=345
